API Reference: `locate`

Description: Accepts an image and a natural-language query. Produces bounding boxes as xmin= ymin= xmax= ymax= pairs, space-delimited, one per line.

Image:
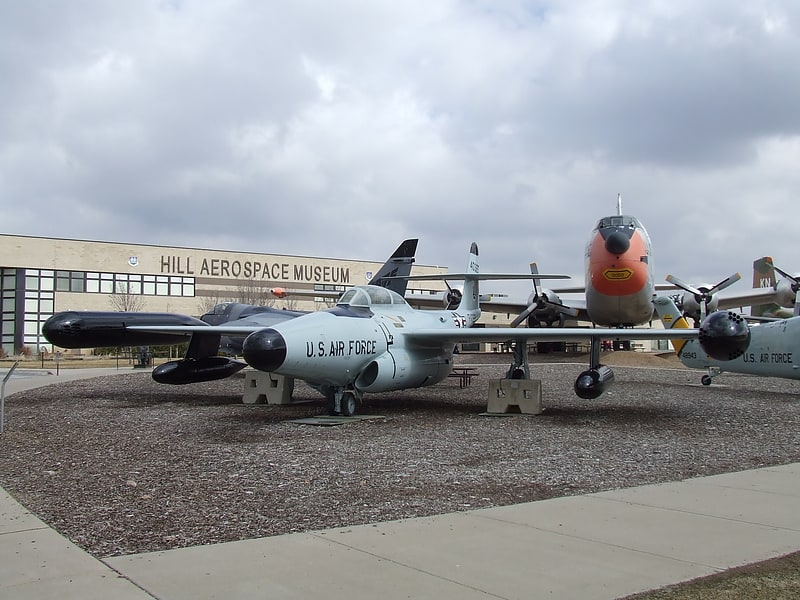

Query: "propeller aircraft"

xmin=479 ymin=194 xmax=665 ymax=328
xmin=750 ymin=256 xmax=800 ymax=320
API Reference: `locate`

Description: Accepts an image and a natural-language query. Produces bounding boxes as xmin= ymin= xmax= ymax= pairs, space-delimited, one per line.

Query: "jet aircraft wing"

xmin=403 ymin=326 xmax=698 ymax=346
xmin=127 ymin=324 xmax=697 ymax=344
xmin=126 ymin=325 xmax=262 ymax=336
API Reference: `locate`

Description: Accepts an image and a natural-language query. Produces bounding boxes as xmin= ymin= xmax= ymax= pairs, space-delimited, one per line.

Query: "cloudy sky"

xmin=2 ymin=1 xmax=799 ymax=297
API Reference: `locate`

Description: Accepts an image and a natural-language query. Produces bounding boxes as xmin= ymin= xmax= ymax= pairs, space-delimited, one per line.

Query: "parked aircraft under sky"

xmin=110 ymin=242 xmax=748 ymax=415
xmin=454 ymin=196 xmax=663 ymax=328
xmin=481 ymin=197 xmax=789 ymax=331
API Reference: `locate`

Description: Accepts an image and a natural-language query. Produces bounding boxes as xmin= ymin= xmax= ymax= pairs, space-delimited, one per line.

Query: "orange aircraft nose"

xmin=588 ymin=229 xmax=649 ymax=297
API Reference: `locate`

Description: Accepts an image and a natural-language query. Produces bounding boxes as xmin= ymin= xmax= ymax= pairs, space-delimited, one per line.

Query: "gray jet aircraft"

xmin=42 ymin=239 xmax=420 ymax=384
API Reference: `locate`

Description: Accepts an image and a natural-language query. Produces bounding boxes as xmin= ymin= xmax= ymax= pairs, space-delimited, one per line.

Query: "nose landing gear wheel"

xmin=340 ymin=392 xmax=357 ymax=417
xmin=327 ymin=391 xmax=359 ymax=416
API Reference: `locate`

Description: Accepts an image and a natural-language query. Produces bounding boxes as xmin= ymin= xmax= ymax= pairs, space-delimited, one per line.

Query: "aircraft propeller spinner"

xmin=511 ymin=262 xmax=579 ymax=328
xmin=442 ymin=281 xmax=462 ymax=309
xmin=666 ymin=272 xmax=742 ymax=324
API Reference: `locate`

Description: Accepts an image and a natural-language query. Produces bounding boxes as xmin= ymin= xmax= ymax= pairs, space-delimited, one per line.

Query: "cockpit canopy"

xmin=597 ymin=215 xmax=640 ymax=230
xmin=337 ymin=285 xmax=408 ymax=308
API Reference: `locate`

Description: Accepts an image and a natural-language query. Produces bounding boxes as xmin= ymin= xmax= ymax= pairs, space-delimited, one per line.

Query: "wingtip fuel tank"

xmin=42 ymin=311 xmax=208 ymax=349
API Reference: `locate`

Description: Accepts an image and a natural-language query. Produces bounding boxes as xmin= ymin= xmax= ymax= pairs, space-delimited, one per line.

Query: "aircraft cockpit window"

xmin=365 ymin=286 xmax=407 ymax=305
xmin=211 ymin=303 xmax=231 ymax=315
xmin=337 ymin=286 xmax=407 ymax=307
xmin=599 ymin=215 xmax=638 ymax=229
xmin=365 ymin=286 xmax=394 ymax=305
xmin=338 ymin=288 xmax=367 ymax=307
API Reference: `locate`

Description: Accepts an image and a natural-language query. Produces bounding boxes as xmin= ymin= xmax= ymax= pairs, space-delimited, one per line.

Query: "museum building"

xmin=0 ymin=234 xmax=446 ymax=356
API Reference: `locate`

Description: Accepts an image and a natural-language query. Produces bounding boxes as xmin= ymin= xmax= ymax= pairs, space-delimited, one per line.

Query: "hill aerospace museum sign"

xmin=159 ymin=255 xmax=351 ymax=283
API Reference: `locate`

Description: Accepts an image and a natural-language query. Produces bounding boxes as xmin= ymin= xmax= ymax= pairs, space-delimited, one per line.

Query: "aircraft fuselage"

xmin=679 ymin=318 xmax=800 ymax=379
xmin=585 ymin=214 xmax=654 ymax=327
xmin=242 ymin=290 xmax=476 ymax=393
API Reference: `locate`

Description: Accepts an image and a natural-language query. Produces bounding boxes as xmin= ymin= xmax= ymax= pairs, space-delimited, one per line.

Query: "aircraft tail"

xmin=751 ymin=256 xmax=779 ymax=317
xmin=652 ymin=295 xmax=692 ymax=354
xmin=456 ymin=242 xmax=481 ymax=320
xmin=370 ymin=239 xmax=418 ymax=295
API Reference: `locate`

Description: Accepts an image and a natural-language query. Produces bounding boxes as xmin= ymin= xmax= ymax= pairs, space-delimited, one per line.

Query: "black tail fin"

xmin=370 ymin=239 xmax=418 ymax=296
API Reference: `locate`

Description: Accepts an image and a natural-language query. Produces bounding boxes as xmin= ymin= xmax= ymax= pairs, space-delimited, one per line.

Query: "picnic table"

xmin=448 ymin=366 xmax=479 ymax=388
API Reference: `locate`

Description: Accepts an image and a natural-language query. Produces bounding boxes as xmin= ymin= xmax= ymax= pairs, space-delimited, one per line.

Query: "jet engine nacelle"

xmin=355 ymin=351 xmax=451 ymax=393
xmin=152 ymin=357 xmax=247 ymax=385
xmin=574 ymin=365 xmax=615 ymax=400
xmin=698 ymin=310 xmax=751 ymax=361
xmin=42 ymin=311 xmax=207 ymax=349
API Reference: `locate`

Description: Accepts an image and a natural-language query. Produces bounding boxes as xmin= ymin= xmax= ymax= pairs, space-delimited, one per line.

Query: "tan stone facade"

xmin=0 ymin=234 xmax=446 ymax=355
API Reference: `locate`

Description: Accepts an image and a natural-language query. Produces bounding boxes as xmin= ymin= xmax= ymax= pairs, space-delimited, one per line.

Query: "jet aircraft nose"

xmin=243 ymin=328 xmax=287 ymax=372
xmin=604 ymin=230 xmax=631 ymax=255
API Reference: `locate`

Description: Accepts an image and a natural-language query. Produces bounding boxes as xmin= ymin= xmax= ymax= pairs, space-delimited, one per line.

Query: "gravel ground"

xmin=1 ymin=352 xmax=799 ymax=559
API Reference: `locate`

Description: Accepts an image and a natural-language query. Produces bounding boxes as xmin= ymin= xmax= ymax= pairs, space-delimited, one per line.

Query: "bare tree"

xmin=314 ymin=297 xmax=337 ymax=310
xmin=232 ymin=277 xmax=276 ymax=307
xmin=109 ymin=282 xmax=145 ymax=312
xmin=196 ymin=291 xmax=226 ymax=316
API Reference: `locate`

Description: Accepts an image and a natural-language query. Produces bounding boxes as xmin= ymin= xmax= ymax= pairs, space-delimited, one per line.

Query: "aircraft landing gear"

xmin=700 ymin=366 xmax=721 ymax=386
xmin=505 ymin=340 xmax=531 ymax=380
xmin=326 ymin=389 xmax=360 ymax=417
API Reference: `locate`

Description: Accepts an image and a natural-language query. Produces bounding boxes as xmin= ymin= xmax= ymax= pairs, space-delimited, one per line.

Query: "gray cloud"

xmin=1 ymin=0 xmax=799 ymax=299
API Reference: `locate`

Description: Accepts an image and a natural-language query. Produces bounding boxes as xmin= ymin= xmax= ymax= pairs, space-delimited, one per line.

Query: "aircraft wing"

xmin=404 ymin=326 xmax=698 ymax=346
xmin=127 ymin=325 xmax=262 ymax=336
xmin=477 ymin=295 xmax=588 ymax=319
xmin=125 ymin=322 xmax=695 ymax=343
xmin=716 ymin=287 xmax=779 ymax=311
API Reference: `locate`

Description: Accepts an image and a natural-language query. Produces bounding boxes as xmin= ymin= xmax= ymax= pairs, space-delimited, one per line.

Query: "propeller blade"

xmin=665 ymin=274 xmax=701 ymax=296
xmin=709 ymin=272 xmax=741 ymax=294
xmin=773 ymin=265 xmax=800 ymax=292
xmin=553 ymin=302 xmax=580 ymax=318
xmin=510 ymin=303 xmax=537 ymax=328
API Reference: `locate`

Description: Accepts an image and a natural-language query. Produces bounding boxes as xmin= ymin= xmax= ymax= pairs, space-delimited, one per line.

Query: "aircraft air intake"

xmin=242 ymin=328 xmax=287 ymax=372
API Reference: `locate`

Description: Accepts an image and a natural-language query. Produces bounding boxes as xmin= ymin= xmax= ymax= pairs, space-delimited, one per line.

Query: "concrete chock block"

xmin=242 ymin=370 xmax=295 ymax=405
xmin=486 ymin=379 xmax=543 ymax=415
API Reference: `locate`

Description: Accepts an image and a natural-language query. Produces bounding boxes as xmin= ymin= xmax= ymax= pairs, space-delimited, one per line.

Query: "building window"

xmin=53 ymin=270 xmax=194 ymax=298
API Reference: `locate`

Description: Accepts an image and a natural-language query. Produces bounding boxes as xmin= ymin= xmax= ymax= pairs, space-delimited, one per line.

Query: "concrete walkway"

xmin=2 ymin=368 xmax=800 ymax=598
xmin=1 ymin=365 xmax=133 ymax=395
